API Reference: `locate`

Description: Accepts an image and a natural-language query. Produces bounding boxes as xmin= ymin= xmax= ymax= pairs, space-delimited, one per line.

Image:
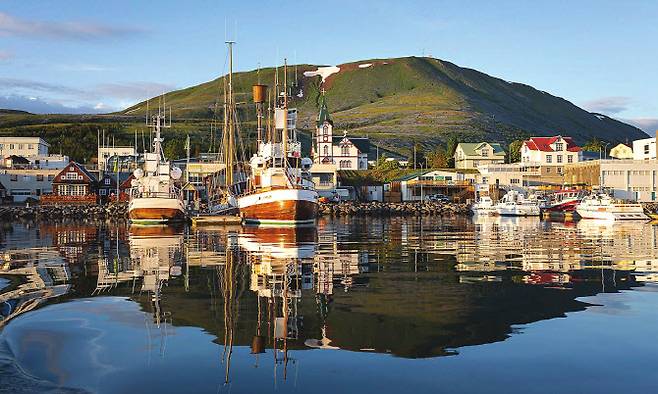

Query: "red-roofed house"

xmin=522 ymin=136 xmax=582 ymax=166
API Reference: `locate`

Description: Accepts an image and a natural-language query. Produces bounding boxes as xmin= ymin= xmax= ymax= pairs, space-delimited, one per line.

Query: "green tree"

xmin=427 ymin=150 xmax=448 ymax=168
xmin=164 ymin=138 xmax=186 ymax=160
xmin=508 ymin=140 xmax=524 ymax=163
xmin=582 ymin=137 xmax=605 ymax=152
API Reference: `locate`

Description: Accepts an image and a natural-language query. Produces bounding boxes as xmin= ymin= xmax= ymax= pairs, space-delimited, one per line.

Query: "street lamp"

xmin=603 ymin=142 xmax=611 ymax=160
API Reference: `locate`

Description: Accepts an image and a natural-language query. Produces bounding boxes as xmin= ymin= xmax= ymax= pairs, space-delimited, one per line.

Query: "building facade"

xmin=51 ymin=162 xmax=98 ymax=200
xmin=521 ymin=136 xmax=581 ymax=166
xmin=314 ymin=95 xmax=369 ymax=170
xmin=633 ymin=137 xmax=657 ymax=161
xmin=564 ymin=159 xmax=658 ymax=201
xmin=0 ymin=137 xmax=49 ymax=157
xmin=609 ymin=143 xmax=634 ymax=160
xmin=454 ymin=142 xmax=506 ymax=169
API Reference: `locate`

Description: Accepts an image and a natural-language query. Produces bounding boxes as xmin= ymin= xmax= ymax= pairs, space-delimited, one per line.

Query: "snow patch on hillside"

xmin=358 ymin=63 xmax=373 ymax=69
xmin=303 ymin=66 xmax=340 ymax=83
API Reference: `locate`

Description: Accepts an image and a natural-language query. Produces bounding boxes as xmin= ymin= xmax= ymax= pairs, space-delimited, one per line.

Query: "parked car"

xmin=426 ymin=193 xmax=450 ymax=203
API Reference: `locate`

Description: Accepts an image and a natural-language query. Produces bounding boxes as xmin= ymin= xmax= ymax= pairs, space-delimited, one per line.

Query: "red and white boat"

xmin=540 ymin=189 xmax=587 ymax=213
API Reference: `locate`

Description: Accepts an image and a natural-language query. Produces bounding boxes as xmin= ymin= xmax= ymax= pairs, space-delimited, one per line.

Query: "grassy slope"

xmin=1 ymin=56 xmax=648 ymax=160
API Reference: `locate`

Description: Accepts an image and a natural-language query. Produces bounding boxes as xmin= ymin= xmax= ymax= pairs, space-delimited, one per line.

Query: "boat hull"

xmin=128 ymin=197 xmax=186 ymax=224
xmin=238 ymin=188 xmax=318 ymax=225
xmin=542 ymin=199 xmax=581 ymax=213
xmin=576 ymin=207 xmax=648 ymax=221
xmin=497 ymin=206 xmax=540 ymax=216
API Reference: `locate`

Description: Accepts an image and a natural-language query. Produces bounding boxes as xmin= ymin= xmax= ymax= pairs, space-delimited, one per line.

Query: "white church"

xmin=313 ymin=94 xmax=369 ymax=170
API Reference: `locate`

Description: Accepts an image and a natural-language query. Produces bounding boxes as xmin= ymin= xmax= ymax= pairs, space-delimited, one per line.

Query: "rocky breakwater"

xmin=319 ymin=201 xmax=471 ymax=217
xmin=0 ymin=203 xmax=128 ymax=221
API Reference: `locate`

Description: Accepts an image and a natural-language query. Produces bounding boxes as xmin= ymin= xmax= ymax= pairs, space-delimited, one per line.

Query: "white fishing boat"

xmin=471 ymin=196 xmax=497 ymax=215
xmin=495 ymin=190 xmax=541 ymax=216
xmin=128 ymin=110 xmax=185 ymax=224
xmin=576 ymin=193 xmax=648 ymax=221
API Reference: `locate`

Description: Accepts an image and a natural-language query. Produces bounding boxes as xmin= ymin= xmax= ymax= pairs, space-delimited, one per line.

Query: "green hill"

xmin=121 ymin=56 xmax=648 ymax=153
xmin=0 ymin=56 xmax=648 ymax=162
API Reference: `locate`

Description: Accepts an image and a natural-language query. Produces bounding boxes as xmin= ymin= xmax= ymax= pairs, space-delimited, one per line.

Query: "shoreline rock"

xmin=0 ymin=202 xmax=129 ymax=221
xmin=319 ymin=201 xmax=471 ymax=217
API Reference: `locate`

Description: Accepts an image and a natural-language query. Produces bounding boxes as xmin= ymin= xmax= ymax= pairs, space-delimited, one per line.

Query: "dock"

xmin=191 ymin=215 xmax=242 ymax=226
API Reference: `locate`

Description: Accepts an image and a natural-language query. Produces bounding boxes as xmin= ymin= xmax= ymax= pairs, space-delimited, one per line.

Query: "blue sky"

xmin=0 ymin=0 xmax=656 ymax=133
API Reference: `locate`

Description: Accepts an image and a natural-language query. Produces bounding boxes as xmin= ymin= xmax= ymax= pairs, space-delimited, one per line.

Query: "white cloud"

xmin=0 ymin=12 xmax=146 ymax=41
xmin=622 ymin=118 xmax=658 ymax=135
xmin=0 ymin=94 xmax=107 ymax=114
xmin=581 ymin=96 xmax=632 ymax=115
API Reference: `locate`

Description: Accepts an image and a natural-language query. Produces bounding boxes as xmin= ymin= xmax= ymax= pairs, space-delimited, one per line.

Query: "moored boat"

xmin=233 ymin=57 xmax=318 ymax=225
xmin=128 ymin=111 xmax=186 ymax=224
xmin=471 ymin=196 xmax=497 ymax=215
xmin=575 ymin=193 xmax=649 ymax=221
xmin=541 ymin=189 xmax=587 ymax=213
xmin=496 ymin=190 xmax=540 ymax=216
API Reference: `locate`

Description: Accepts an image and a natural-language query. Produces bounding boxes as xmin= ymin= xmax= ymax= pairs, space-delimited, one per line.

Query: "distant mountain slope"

xmin=121 ymin=56 xmax=647 ymax=154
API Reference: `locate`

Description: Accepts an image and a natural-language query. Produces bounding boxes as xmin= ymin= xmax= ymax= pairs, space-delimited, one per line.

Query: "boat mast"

xmin=282 ymin=59 xmax=288 ymax=161
xmin=225 ymin=41 xmax=235 ymax=186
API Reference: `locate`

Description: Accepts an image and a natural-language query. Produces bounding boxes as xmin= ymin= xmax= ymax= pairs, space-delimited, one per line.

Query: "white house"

xmin=454 ymin=142 xmax=506 ymax=169
xmin=609 ymin=143 xmax=634 ymax=160
xmin=521 ymin=136 xmax=582 ymax=166
xmin=632 ymin=137 xmax=656 ymax=161
xmin=0 ymin=137 xmax=49 ymax=157
xmin=314 ymin=94 xmax=369 ymax=170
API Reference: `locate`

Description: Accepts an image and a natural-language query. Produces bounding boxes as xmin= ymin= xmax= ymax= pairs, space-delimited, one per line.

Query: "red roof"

xmin=524 ymin=136 xmax=581 ymax=152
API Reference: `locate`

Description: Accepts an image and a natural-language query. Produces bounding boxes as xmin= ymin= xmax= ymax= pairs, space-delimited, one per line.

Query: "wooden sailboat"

xmin=236 ymin=58 xmax=318 ymax=225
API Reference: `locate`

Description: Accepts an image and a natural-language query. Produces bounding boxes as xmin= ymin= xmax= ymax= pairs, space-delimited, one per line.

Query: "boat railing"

xmin=130 ymin=187 xmax=182 ymax=200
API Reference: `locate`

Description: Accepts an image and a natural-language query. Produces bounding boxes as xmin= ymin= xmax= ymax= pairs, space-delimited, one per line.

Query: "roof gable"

xmin=457 ymin=142 xmax=506 ymax=156
xmin=54 ymin=161 xmax=96 ymax=184
xmin=525 ymin=136 xmax=581 ymax=152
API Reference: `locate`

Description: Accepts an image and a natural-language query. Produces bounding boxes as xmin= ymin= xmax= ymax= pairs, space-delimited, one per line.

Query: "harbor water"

xmin=1 ymin=216 xmax=658 ymax=393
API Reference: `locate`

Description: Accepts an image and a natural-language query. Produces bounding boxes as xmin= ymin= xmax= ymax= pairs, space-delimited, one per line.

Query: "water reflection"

xmin=0 ymin=217 xmax=657 ymax=391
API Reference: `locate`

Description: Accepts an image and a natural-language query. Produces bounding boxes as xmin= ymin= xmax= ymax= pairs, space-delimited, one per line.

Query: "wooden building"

xmin=43 ymin=162 xmax=98 ymax=204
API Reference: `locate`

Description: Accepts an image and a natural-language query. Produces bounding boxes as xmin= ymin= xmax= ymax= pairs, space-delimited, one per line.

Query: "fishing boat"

xmin=575 ymin=193 xmax=648 ymax=221
xmin=495 ymin=190 xmax=541 ymax=216
xmin=221 ymin=43 xmax=317 ymax=225
xmin=541 ymin=189 xmax=587 ymax=213
xmin=128 ymin=110 xmax=186 ymax=224
xmin=471 ymin=195 xmax=497 ymax=215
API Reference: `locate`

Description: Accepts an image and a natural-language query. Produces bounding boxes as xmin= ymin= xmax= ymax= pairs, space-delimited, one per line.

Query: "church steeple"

xmin=314 ymin=89 xmax=334 ymax=164
xmin=316 ymin=89 xmax=333 ymax=127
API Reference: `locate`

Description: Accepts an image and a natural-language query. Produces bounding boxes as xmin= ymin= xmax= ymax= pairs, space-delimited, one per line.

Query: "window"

xmin=546 ymin=155 xmax=552 ymax=163
xmin=18 ymin=144 xmax=24 ymax=150
xmin=48 ymin=175 xmax=54 ymax=181
xmin=555 ymin=143 xmax=564 ymax=151
xmin=10 ymin=174 xmax=17 ymax=181
xmin=9 ymin=144 xmax=14 ymax=149
xmin=323 ymin=145 xmax=329 ymax=155
xmin=546 ymin=167 xmax=552 ymax=173
xmin=481 ymin=148 xmax=489 ymax=157
xmin=645 ymin=145 xmax=650 ymax=155
xmin=28 ymin=144 xmax=33 ymax=150
xmin=341 ymin=145 xmax=350 ymax=156
xmin=567 ymin=155 xmax=573 ymax=163
xmin=36 ymin=175 xmax=44 ymax=181
xmin=510 ymin=179 xmax=520 ymax=184
xmin=557 ymin=155 xmax=563 ymax=163
xmin=323 ymin=125 xmax=328 ymax=137
xmin=104 ymin=178 xmax=111 ymax=185
xmin=557 ymin=167 xmax=562 ymax=173
xmin=99 ymin=189 xmax=107 ymax=196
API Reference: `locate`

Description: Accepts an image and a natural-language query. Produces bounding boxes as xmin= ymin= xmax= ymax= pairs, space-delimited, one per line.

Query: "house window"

xmin=510 ymin=179 xmax=520 ymax=184
xmin=104 ymin=178 xmax=111 ymax=185
xmin=481 ymin=148 xmax=489 ymax=157
xmin=546 ymin=155 xmax=552 ymax=164
xmin=36 ymin=175 xmax=44 ymax=181
xmin=323 ymin=125 xmax=328 ymax=137
xmin=341 ymin=145 xmax=350 ymax=156
xmin=10 ymin=174 xmax=17 ymax=181
xmin=323 ymin=145 xmax=329 ymax=155
xmin=48 ymin=175 xmax=55 ymax=181
xmin=99 ymin=189 xmax=107 ymax=196
xmin=557 ymin=167 xmax=562 ymax=173
xmin=555 ymin=143 xmax=564 ymax=151
xmin=546 ymin=167 xmax=552 ymax=173
xmin=567 ymin=155 xmax=573 ymax=163
xmin=557 ymin=155 xmax=563 ymax=163
xmin=645 ymin=145 xmax=650 ymax=155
